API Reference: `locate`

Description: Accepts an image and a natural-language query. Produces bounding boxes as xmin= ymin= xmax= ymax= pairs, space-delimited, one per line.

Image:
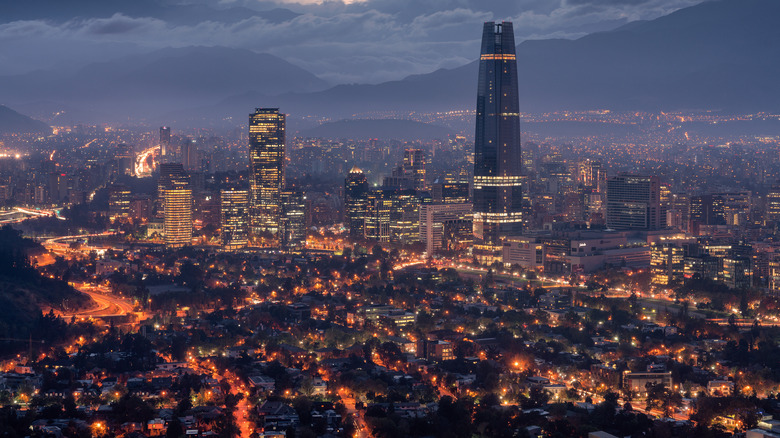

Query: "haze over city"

xmin=0 ymin=1 xmax=780 ymax=438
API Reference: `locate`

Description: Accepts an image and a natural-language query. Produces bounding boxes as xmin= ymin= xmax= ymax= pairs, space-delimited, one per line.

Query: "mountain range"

xmin=0 ymin=0 xmax=778 ymax=128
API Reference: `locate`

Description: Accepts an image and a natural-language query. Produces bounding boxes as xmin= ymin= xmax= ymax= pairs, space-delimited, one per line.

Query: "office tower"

xmin=605 ymin=174 xmax=662 ymax=230
xmin=249 ymin=108 xmax=286 ymax=237
xmin=419 ymin=203 xmax=473 ymax=255
xmin=116 ymin=143 xmax=134 ymax=176
xmin=108 ymin=184 xmax=131 ymax=218
xmin=473 ymin=22 xmax=523 ymax=259
xmin=181 ymin=141 xmax=199 ymax=172
xmin=129 ymin=197 xmax=153 ymax=222
xmin=389 ymin=189 xmax=421 ymax=245
xmin=522 ymin=142 xmax=538 ymax=177
xmin=220 ymin=189 xmax=249 ymax=250
xmin=432 ymin=179 xmax=468 ymax=204
xmin=667 ymin=192 xmax=690 ymax=232
xmin=722 ymin=256 xmax=752 ymax=290
xmin=280 ymin=189 xmax=307 ymax=252
xmin=364 ymin=190 xmax=393 ymax=242
xmin=48 ymin=172 xmax=68 ymax=203
xmin=160 ymin=126 xmax=171 ymax=159
xmin=690 ymin=194 xmax=726 ymax=231
xmin=164 ymin=178 xmax=192 ymax=248
xmin=157 ymin=163 xmax=186 ymax=217
xmin=651 ymin=243 xmax=685 ymax=286
xmin=345 ymin=166 xmax=369 ymax=239
xmin=403 ymin=149 xmax=426 ymax=190
xmin=577 ymin=160 xmax=606 ymax=193
xmin=767 ymin=183 xmax=780 ymax=223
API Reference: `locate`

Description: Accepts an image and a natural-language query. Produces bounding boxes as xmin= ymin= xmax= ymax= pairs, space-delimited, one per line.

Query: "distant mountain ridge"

xmin=2 ymin=0 xmax=779 ymax=125
xmin=174 ymin=0 xmax=780 ymax=124
xmin=0 ymin=105 xmax=50 ymax=135
xmin=0 ymin=46 xmax=329 ymax=123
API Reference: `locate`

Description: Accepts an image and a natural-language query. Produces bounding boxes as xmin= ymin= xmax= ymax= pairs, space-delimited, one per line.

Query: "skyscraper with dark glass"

xmin=473 ymin=21 xmax=523 ymax=260
xmin=345 ymin=166 xmax=369 ymax=238
xmin=249 ymin=108 xmax=286 ymax=238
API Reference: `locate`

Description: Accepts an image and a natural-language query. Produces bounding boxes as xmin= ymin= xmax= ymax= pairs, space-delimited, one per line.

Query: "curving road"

xmin=62 ymin=283 xmax=135 ymax=319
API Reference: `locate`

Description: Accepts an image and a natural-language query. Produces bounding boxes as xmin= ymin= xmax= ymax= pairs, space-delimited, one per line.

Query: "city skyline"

xmin=0 ymin=6 xmax=779 ymax=438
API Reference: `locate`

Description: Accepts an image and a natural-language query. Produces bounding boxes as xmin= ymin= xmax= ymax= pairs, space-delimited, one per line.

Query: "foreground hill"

xmin=0 ymin=226 xmax=91 ymax=357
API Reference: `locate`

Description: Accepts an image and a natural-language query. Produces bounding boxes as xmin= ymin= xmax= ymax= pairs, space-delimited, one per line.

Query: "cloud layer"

xmin=0 ymin=0 xmax=706 ymax=83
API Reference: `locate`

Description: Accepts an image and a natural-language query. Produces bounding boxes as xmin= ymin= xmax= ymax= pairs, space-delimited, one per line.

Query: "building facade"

xmin=345 ymin=166 xmax=369 ymax=239
xmin=163 ymin=179 xmax=192 ymax=248
xmin=280 ymin=188 xmax=307 ymax=253
xmin=472 ymin=21 xmax=523 ymax=261
xmin=419 ymin=203 xmax=473 ymax=255
xmin=220 ymin=189 xmax=249 ymax=250
xmin=606 ymin=174 xmax=663 ymax=230
xmin=249 ymin=108 xmax=286 ymax=237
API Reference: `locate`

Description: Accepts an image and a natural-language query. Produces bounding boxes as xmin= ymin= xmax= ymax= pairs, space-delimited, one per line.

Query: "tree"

xmin=167 ymin=418 xmax=184 ymax=438
xmin=645 ymin=384 xmax=682 ymax=418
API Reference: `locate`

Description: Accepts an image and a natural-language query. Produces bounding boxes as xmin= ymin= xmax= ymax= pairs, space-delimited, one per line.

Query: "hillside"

xmin=4 ymin=0 xmax=780 ymax=124
xmin=0 ymin=226 xmax=91 ymax=357
xmin=0 ymin=46 xmax=329 ymax=122
xmin=0 ymin=105 xmax=51 ymax=135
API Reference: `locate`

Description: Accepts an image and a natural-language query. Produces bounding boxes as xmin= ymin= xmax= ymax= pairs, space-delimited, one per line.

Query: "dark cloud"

xmin=86 ymin=14 xmax=149 ymax=34
xmin=0 ymin=0 xmax=706 ymax=82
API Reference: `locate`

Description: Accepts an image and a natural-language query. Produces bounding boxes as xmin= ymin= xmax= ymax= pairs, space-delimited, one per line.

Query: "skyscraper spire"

xmin=473 ymin=22 xmax=523 ymax=261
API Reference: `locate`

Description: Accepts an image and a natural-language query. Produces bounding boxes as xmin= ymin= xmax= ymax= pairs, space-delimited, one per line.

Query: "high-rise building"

xmin=364 ymin=190 xmax=393 ymax=243
xmin=389 ymin=189 xmax=421 ymax=245
xmin=605 ymin=174 xmax=662 ymax=230
xmin=432 ymin=170 xmax=470 ymax=204
xmin=419 ymin=203 xmax=473 ymax=255
xmin=181 ymin=141 xmax=199 ymax=173
xmin=280 ymin=189 xmax=307 ymax=252
xmin=722 ymin=256 xmax=752 ymax=290
xmin=220 ymin=189 xmax=249 ymax=249
xmin=690 ymin=194 xmax=726 ymax=227
xmin=249 ymin=108 xmax=286 ymax=237
xmin=116 ymin=143 xmax=134 ymax=176
xmin=345 ymin=166 xmax=369 ymax=239
xmin=651 ymin=242 xmax=686 ymax=286
xmin=164 ymin=178 xmax=192 ymax=248
xmin=403 ymin=149 xmax=426 ymax=191
xmin=160 ymin=126 xmax=171 ymax=160
xmin=473 ymin=22 xmax=523 ymax=260
xmin=108 ymin=184 xmax=131 ymax=218
xmin=577 ymin=160 xmax=606 ymax=192
xmin=766 ymin=183 xmax=780 ymax=223
xmin=157 ymin=163 xmax=186 ymax=217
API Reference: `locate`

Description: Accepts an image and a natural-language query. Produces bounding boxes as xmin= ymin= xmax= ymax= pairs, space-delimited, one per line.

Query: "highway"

xmin=65 ymin=283 xmax=136 ymax=318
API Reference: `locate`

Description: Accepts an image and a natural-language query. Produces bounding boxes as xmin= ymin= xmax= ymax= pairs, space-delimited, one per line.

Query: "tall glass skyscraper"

xmin=164 ymin=178 xmax=192 ymax=248
xmin=473 ymin=22 xmax=523 ymax=259
xmin=249 ymin=108 xmax=286 ymax=237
